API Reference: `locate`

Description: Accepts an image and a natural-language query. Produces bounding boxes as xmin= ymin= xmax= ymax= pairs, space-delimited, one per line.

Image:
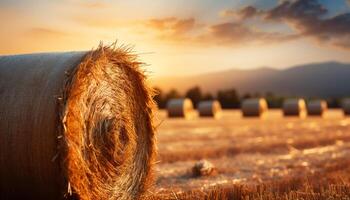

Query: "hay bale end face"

xmin=0 ymin=45 xmax=156 ymax=200
xmin=283 ymin=98 xmax=307 ymax=118
xmin=342 ymin=99 xmax=350 ymax=116
xmin=197 ymin=100 xmax=222 ymax=118
xmin=307 ymin=100 xmax=327 ymax=116
xmin=241 ymin=98 xmax=268 ymax=117
xmin=167 ymin=98 xmax=194 ymax=118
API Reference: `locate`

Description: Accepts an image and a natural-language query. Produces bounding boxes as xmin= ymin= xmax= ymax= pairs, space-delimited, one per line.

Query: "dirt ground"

xmin=152 ymin=109 xmax=350 ymax=195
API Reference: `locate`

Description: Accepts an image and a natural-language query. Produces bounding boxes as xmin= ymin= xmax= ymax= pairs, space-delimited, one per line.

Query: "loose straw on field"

xmin=197 ymin=100 xmax=222 ymax=118
xmin=0 ymin=44 xmax=156 ymax=200
xmin=307 ymin=100 xmax=327 ymax=117
xmin=166 ymin=98 xmax=195 ymax=119
xmin=283 ymin=98 xmax=307 ymax=118
xmin=241 ymin=98 xmax=268 ymax=118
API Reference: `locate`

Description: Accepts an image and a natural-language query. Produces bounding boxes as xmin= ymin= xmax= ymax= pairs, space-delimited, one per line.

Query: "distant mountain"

xmin=151 ymin=62 xmax=350 ymax=98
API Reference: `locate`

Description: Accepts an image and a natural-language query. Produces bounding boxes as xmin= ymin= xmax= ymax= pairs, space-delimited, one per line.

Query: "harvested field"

xmin=149 ymin=109 xmax=350 ymax=199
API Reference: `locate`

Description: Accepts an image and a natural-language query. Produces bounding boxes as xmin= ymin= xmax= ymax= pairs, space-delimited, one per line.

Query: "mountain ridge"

xmin=151 ymin=61 xmax=350 ymax=98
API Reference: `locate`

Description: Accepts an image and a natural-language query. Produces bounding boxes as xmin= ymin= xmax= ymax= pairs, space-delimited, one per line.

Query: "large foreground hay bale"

xmin=197 ymin=100 xmax=222 ymax=118
xmin=307 ymin=100 xmax=327 ymax=116
xmin=241 ymin=98 xmax=268 ymax=117
xmin=0 ymin=45 xmax=156 ymax=200
xmin=283 ymin=98 xmax=307 ymax=118
xmin=166 ymin=98 xmax=194 ymax=119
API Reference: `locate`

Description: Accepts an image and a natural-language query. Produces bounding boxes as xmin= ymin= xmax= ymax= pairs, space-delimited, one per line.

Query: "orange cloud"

xmin=141 ymin=17 xmax=197 ymax=42
xmin=68 ymin=11 xmax=297 ymax=47
xmin=140 ymin=17 xmax=298 ymax=46
xmin=146 ymin=17 xmax=195 ymax=34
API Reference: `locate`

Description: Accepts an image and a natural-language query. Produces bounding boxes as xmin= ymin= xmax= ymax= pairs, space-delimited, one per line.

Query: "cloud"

xmin=264 ymin=0 xmax=327 ymax=21
xmin=201 ymin=22 xmax=297 ymax=45
xmin=142 ymin=17 xmax=297 ymax=46
xmin=220 ymin=9 xmax=236 ymax=17
xmin=146 ymin=17 xmax=195 ymax=34
xmin=141 ymin=17 xmax=198 ymax=42
xmin=67 ymin=0 xmax=350 ymax=50
xmin=221 ymin=6 xmax=261 ymax=20
xmin=223 ymin=0 xmax=350 ymax=49
xmin=238 ymin=6 xmax=260 ymax=19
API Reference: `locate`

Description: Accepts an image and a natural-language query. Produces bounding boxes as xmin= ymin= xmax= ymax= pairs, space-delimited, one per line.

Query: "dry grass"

xmin=148 ymin=159 xmax=350 ymax=200
xmin=151 ymin=110 xmax=350 ymax=199
xmin=158 ymin=134 xmax=350 ymax=163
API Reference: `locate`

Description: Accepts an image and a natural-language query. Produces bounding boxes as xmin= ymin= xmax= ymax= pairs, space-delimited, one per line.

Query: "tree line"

xmin=153 ymin=86 xmax=343 ymax=109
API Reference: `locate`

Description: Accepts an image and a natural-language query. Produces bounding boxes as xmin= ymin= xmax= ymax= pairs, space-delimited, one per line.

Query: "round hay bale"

xmin=283 ymin=98 xmax=307 ymax=117
xmin=0 ymin=45 xmax=156 ymax=200
xmin=197 ymin=100 xmax=222 ymax=118
xmin=307 ymin=100 xmax=327 ymax=116
xmin=166 ymin=98 xmax=194 ymax=118
xmin=241 ymin=98 xmax=268 ymax=117
xmin=342 ymin=98 xmax=350 ymax=116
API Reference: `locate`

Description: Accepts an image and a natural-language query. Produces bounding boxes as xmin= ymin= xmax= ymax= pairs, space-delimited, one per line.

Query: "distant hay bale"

xmin=241 ymin=98 xmax=268 ymax=117
xmin=197 ymin=100 xmax=222 ymax=118
xmin=342 ymin=98 xmax=350 ymax=115
xmin=307 ymin=100 xmax=327 ymax=116
xmin=192 ymin=160 xmax=217 ymax=177
xmin=167 ymin=98 xmax=194 ymax=118
xmin=0 ymin=45 xmax=156 ymax=200
xmin=283 ymin=98 xmax=307 ymax=117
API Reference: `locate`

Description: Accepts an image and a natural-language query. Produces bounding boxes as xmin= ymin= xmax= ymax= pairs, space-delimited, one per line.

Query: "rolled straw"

xmin=197 ymin=100 xmax=222 ymax=118
xmin=307 ymin=100 xmax=327 ymax=116
xmin=241 ymin=98 xmax=268 ymax=117
xmin=166 ymin=98 xmax=194 ymax=119
xmin=283 ymin=98 xmax=307 ymax=118
xmin=342 ymin=98 xmax=350 ymax=116
xmin=0 ymin=45 xmax=156 ymax=200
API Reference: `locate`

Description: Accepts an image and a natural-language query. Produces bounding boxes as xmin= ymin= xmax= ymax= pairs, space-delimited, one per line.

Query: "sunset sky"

xmin=1 ymin=0 xmax=350 ymax=76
